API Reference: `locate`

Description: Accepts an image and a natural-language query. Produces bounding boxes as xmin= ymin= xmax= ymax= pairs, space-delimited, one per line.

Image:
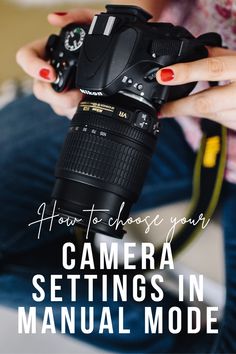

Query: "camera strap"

xmin=149 ymin=32 xmax=227 ymax=258
xmin=168 ymin=116 xmax=227 ymax=256
xmin=151 ymin=32 xmax=222 ymax=57
xmin=123 ymin=116 xmax=227 ymax=271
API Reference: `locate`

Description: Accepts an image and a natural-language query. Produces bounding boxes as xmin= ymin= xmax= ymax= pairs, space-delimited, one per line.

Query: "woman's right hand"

xmin=16 ymin=8 xmax=96 ymax=119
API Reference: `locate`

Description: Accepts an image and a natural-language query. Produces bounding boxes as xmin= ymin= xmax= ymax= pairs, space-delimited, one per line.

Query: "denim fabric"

xmin=0 ymin=95 xmax=235 ymax=353
xmin=210 ymin=182 xmax=236 ymax=354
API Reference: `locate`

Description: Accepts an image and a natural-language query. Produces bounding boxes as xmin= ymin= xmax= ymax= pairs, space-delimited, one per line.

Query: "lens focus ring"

xmin=56 ymin=111 xmax=155 ymax=197
xmin=57 ymin=128 xmax=150 ymax=196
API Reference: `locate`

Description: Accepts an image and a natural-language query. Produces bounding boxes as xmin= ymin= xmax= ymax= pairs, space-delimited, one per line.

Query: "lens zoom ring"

xmin=56 ymin=130 xmax=151 ymax=194
xmin=72 ymin=112 xmax=155 ymax=146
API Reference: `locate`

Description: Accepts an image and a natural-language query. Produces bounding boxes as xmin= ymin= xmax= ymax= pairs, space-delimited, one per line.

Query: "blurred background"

xmin=0 ymin=0 xmax=225 ymax=353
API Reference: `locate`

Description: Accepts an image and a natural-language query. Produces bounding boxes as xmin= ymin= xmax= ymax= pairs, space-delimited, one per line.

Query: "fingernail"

xmin=39 ymin=68 xmax=51 ymax=80
xmin=53 ymin=12 xmax=67 ymax=16
xmin=160 ymin=68 xmax=175 ymax=82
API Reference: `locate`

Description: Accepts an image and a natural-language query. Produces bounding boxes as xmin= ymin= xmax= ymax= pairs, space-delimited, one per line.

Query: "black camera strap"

xmin=129 ymin=115 xmax=227 ymax=270
xmin=168 ymin=117 xmax=227 ymax=257
xmin=151 ymin=32 xmax=222 ymax=57
xmin=116 ymin=117 xmax=227 ymax=271
xmin=148 ymin=33 xmax=227 ymax=259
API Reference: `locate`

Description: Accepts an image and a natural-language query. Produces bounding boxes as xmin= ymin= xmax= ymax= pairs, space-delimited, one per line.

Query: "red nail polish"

xmin=39 ymin=68 xmax=51 ymax=80
xmin=160 ymin=68 xmax=175 ymax=82
xmin=53 ymin=12 xmax=67 ymax=16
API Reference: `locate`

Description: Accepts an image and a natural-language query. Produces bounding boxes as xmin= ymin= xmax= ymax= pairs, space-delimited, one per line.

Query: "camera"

xmin=46 ymin=4 xmax=221 ymax=238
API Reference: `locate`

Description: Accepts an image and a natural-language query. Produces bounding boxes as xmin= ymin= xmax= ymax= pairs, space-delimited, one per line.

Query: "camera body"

xmin=46 ymin=5 xmax=221 ymax=238
xmin=46 ymin=4 xmax=215 ymax=105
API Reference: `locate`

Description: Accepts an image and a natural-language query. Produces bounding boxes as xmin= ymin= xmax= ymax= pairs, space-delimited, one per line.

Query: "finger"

xmin=207 ymin=46 xmax=236 ymax=57
xmin=212 ymin=109 xmax=236 ymax=130
xmin=161 ymin=107 xmax=236 ymax=130
xmin=48 ymin=8 xmax=97 ymax=27
xmin=16 ymin=38 xmax=56 ymax=82
xmin=156 ymin=55 xmax=236 ymax=85
xmin=160 ymin=83 xmax=236 ymax=118
xmin=51 ymin=104 xmax=76 ymax=119
xmin=33 ymin=80 xmax=82 ymax=108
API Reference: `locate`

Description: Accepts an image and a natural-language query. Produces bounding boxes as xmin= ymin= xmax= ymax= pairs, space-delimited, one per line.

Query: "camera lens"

xmin=47 ymin=94 xmax=159 ymax=238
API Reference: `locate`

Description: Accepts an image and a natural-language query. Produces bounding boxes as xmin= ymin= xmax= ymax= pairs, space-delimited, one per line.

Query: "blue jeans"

xmin=0 ymin=95 xmax=235 ymax=353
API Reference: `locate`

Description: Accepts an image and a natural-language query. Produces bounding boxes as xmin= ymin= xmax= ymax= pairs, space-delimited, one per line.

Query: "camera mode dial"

xmin=64 ymin=27 xmax=86 ymax=52
xmin=46 ymin=24 xmax=88 ymax=92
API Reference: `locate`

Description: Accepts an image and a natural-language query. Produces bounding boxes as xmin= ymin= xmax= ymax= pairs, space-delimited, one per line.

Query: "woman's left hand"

xmin=156 ymin=47 xmax=236 ymax=131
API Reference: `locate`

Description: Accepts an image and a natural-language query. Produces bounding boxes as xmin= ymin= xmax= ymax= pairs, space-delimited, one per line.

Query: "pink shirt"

xmin=160 ymin=0 xmax=236 ymax=184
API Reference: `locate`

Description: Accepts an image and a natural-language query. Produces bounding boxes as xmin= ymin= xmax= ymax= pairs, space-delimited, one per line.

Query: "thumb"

xmin=47 ymin=8 xmax=98 ymax=27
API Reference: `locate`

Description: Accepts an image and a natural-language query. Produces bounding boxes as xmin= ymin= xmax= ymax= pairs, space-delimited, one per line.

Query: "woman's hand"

xmin=16 ymin=8 xmax=96 ymax=119
xmin=156 ymin=47 xmax=236 ymax=131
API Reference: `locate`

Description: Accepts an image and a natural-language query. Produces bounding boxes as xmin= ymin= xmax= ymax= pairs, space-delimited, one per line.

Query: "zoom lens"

xmin=47 ymin=94 xmax=159 ymax=238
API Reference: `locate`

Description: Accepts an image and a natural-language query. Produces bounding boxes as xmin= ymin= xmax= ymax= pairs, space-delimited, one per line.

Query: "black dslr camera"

xmin=46 ymin=4 xmax=221 ymax=238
